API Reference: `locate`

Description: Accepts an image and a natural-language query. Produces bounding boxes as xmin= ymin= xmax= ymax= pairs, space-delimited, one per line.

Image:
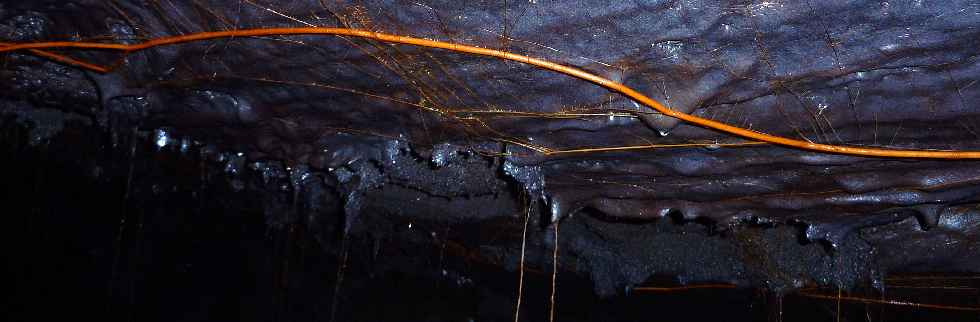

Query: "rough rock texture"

xmin=3 ymin=0 xmax=980 ymax=321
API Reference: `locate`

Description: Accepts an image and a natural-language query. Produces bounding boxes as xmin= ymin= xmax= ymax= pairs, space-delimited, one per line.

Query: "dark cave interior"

xmin=2 ymin=1 xmax=980 ymax=321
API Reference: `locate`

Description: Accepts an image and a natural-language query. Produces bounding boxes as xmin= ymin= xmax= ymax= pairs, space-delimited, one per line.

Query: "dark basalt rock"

xmin=3 ymin=1 xmax=979 ymax=321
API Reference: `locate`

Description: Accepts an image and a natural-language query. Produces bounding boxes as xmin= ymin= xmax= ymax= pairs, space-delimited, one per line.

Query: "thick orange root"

xmin=4 ymin=27 xmax=980 ymax=159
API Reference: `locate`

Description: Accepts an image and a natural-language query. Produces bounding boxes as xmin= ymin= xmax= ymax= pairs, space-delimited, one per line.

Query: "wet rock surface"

xmin=3 ymin=1 xmax=980 ymax=321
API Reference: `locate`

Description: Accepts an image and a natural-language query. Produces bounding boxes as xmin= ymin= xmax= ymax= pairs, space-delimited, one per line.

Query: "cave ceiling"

xmin=2 ymin=0 xmax=980 ymax=297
